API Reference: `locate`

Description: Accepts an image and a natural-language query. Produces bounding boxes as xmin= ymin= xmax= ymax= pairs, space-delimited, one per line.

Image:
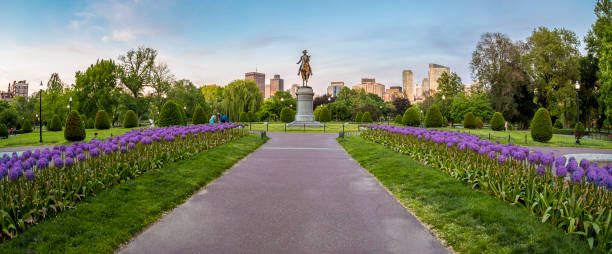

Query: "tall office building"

xmin=354 ymin=78 xmax=385 ymax=98
xmin=1 ymin=80 xmax=29 ymax=102
xmin=402 ymin=70 xmax=414 ymax=102
xmin=269 ymin=74 xmax=284 ymax=98
xmin=289 ymin=84 xmax=299 ymax=98
xmin=383 ymin=86 xmax=404 ymax=102
xmin=327 ymin=81 xmax=344 ymax=97
xmin=428 ymin=64 xmax=450 ymax=96
xmin=421 ymin=78 xmax=430 ymax=96
xmin=265 ymin=84 xmax=271 ymax=99
xmin=245 ymin=72 xmax=266 ymax=95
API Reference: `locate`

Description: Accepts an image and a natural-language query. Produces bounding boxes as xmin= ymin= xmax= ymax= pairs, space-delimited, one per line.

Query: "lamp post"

xmin=69 ymin=97 xmax=72 ymax=111
xmin=420 ymin=109 xmax=423 ymax=127
xmin=442 ymin=95 xmax=446 ymax=127
xmin=575 ymin=82 xmax=580 ymax=145
xmin=39 ymin=82 xmax=43 ymax=143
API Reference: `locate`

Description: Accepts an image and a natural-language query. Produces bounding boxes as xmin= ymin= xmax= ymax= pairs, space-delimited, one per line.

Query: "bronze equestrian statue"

xmin=297 ymin=50 xmax=312 ymax=87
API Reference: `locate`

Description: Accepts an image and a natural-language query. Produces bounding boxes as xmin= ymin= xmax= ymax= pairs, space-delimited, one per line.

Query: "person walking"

xmin=209 ymin=114 xmax=216 ymax=125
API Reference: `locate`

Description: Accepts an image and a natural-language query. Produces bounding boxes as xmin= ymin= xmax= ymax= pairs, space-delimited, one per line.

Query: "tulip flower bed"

xmin=0 ymin=123 xmax=245 ymax=240
xmin=362 ymin=125 xmax=612 ymax=251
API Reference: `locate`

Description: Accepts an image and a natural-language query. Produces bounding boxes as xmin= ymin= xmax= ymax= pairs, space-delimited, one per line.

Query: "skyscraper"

xmin=428 ymin=64 xmax=450 ymax=96
xmin=421 ymin=78 xmax=429 ymax=96
xmin=327 ymin=81 xmax=344 ymax=97
xmin=245 ymin=72 xmax=265 ymax=95
xmin=402 ymin=70 xmax=414 ymax=103
xmin=269 ymin=74 xmax=284 ymax=98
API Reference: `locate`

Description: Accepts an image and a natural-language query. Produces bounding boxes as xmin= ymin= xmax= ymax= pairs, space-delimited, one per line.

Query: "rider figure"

xmin=297 ymin=50 xmax=312 ymax=86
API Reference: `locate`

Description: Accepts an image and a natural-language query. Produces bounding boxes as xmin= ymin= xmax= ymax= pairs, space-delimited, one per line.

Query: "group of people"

xmin=209 ymin=112 xmax=229 ymax=125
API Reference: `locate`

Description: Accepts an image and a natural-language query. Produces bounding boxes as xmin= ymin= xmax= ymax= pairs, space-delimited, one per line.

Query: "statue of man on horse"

xmin=297 ymin=50 xmax=312 ymax=87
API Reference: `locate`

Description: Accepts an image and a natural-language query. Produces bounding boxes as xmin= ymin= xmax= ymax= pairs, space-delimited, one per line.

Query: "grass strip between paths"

xmin=338 ymin=135 xmax=596 ymax=254
xmin=0 ymin=134 xmax=267 ymax=254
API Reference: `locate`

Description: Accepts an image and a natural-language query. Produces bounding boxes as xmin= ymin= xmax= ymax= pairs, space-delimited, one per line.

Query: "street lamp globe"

xmin=442 ymin=95 xmax=445 ymax=100
xmin=69 ymin=97 xmax=72 ymax=102
xmin=575 ymin=83 xmax=580 ymax=90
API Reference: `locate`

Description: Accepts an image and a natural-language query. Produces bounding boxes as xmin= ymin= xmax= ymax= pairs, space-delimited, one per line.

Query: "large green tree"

xmin=167 ymin=79 xmax=208 ymax=120
xmin=119 ymin=46 xmax=157 ymax=100
xmin=586 ymin=0 xmax=612 ymax=126
xmin=74 ymin=59 xmax=120 ymax=119
xmin=221 ymin=79 xmax=263 ymax=122
xmin=437 ymin=72 xmax=463 ymax=98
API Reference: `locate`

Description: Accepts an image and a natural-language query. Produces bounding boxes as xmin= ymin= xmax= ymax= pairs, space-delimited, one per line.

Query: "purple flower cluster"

xmin=0 ymin=123 xmax=242 ymax=183
xmin=366 ymin=125 xmax=612 ymax=190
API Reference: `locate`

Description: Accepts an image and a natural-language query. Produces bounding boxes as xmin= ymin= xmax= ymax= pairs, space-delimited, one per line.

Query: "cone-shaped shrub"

xmin=239 ymin=112 xmax=249 ymax=122
xmin=574 ymin=122 xmax=586 ymax=139
xmin=48 ymin=114 xmax=63 ymax=131
xmin=355 ymin=112 xmax=363 ymax=122
xmin=64 ymin=111 xmax=86 ymax=141
xmin=314 ymin=107 xmax=322 ymax=121
xmin=94 ymin=110 xmax=111 ymax=130
xmin=123 ymin=110 xmax=138 ymax=128
xmin=21 ymin=119 xmax=32 ymax=133
xmin=86 ymin=117 xmax=95 ymax=129
xmin=403 ymin=107 xmax=420 ymax=126
xmin=0 ymin=123 xmax=7 ymax=138
xmin=554 ymin=118 xmax=563 ymax=129
xmin=362 ymin=111 xmax=373 ymax=123
xmin=530 ymin=108 xmax=553 ymax=142
xmin=192 ymin=106 xmax=207 ymax=125
xmin=179 ymin=107 xmax=187 ymax=125
xmin=425 ymin=105 xmax=443 ymax=128
xmin=464 ymin=112 xmax=476 ymax=129
xmin=280 ymin=107 xmax=294 ymax=123
xmin=476 ymin=117 xmax=483 ymax=129
xmin=158 ymin=100 xmax=182 ymax=127
xmin=394 ymin=114 xmax=403 ymax=125
xmin=490 ymin=112 xmax=505 ymax=131
xmin=319 ymin=107 xmax=331 ymax=122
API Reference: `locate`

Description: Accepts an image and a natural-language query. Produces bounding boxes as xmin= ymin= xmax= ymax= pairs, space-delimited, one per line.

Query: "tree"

xmin=247 ymin=111 xmax=257 ymax=122
xmin=448 ymin=93 xmax=495 ymax=125
xmin=355 ymin=112 xmax=363 ymax=122
xmin=74 ymin=59 xmax=120 ymax=119
xmin=403 ymin=107 xmax=420 ymax=127
xmin=64 ymin=111 xmax=86 ymax=141
xmin=0 ymin=108 xmax=18 ymax=128
xmin=221 ymin=79 xmax=263 ymax=122
xmin=313 ymin=94 xmax=335 ymax=109
xmin=86 ymin=117 xmax=94 ymax=129
xmin=392 ymin=98 xmax=411 ymax=116
xmin=476 ymin=117 xmax=483 ymax=129
xmin=574 ymin=122 xmax=586 ymax=139
xmin=0 ymin=124 xmax=7 ymax=138
xmin=490 ymin=112 xmax=506 ymax=131
xmin=361 ymin=112 xmax=373 ymax=123
xmin=437 ymin=72 xmax=463 ymax=98
xmin=531 ymin=108 xmax=553 ymax=142
xmin=586 ymin=0 xmax=612 ymax=126
xmin=48 ymin=115 xmax=63 ymax=131
xmin=192 ymin=106 xmax=207 ymax=125
xmin=21 ymin=119 xmax=32 ymax=133
xmin=313 ymin=106 xmax=322 ymax=121
xmin=47 ymin=73 xmax=64 ymax=92
xmin=463 ymin=112 xmax=477 ymax=129
xmin=119 ymin=46 xmax=157 ymax=99
xmin=328 ymin=101 xmax=352 ymax=121
xmin=239 ymin=112 xmax=249 ymax=122
xmin=577 ymin=54 xmax=600 ymax=129
xmin=201 ymin=85 xmax=224 ymax=113
xmin=394 ymin=114 xmax=403 ymax=125
xmin=280 ymin=107 xmax=294 ymax=123
xmin=123 ymin=110 xmax=138 ymax=128
xmin=151 ymin=62 xmax=174 ymax=111
xmin=159 ymin=100 xmax=182 ymax=127
xmin=167 ymin=79 xmax=208 ymax=121
xmin=425 ymin=105 xmax=443 ymax=128
xmin=319 ymin=107 xmax=331 ymax=122
xmin=95 ymin=110 xmax=111 ymax=130
xmin=10 ymin=96 xmax=35 ymax=126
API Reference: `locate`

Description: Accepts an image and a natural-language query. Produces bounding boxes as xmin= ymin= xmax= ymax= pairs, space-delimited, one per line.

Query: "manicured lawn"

xmin=0 ymin=127 xmax=144 ymax=148
xmin=243 ymin=121 xmax=387 ymax=133
xmin=0 ymin=134 xmax=266 ymax=254
xmin=339 ymin=135 xmax=596 ymax=253
xmin=437 ymin=127 xmax=612 ymax=149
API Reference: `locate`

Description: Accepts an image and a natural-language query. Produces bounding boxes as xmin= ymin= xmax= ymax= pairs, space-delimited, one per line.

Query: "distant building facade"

xmin=327 ymin=81 xmax=344 ymax=97
xmin=383 ymin=86 xmax=404 ymax=102
xmin=427 ymin=63 xmax=450 ymax=96
xmin=269 ymin=74 xmax=284 ymax=98
xmin=352 ymin=78 xmax=385 ymax=98
xmin=265 ymin=84 xmax=271 ymax=99
xmin=402 ymin=70 xmax=414 ymax=103
xmin=245 ymin=72 xmax=265 ymax=95
xmin=1 ymin=80 xmax=29 ymax=102
xmin=289 ymin=84 xmax=299 ymax=98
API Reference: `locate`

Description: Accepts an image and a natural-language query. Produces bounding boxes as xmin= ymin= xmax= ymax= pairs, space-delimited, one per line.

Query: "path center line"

xmin=262 ymin=146 xmax=343 ymax=151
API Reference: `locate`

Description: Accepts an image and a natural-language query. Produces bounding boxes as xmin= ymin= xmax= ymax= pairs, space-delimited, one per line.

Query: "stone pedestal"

xmin=286 ymin=86 xmax=324 ymax=127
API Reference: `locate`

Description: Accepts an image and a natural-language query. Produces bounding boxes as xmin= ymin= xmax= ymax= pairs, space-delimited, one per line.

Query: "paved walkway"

xmin=528 ymin=146 xmax=612 ymax=156
xmin=118 ymin=133 xmax=447 ymax=254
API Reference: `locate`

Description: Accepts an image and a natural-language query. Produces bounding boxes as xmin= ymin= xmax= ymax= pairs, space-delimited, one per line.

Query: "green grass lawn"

xmin=437 ymin=127 xmax=612 ymax=149
xmin=0 ymin=134 xmax=266 ymax=254
xmin=0 ymin=127 xmax=145 ymax=148
xmin=339 ymin=135 xmax=597 ymax=254
xmin=242 ymin=121 xmax=401 ymax=133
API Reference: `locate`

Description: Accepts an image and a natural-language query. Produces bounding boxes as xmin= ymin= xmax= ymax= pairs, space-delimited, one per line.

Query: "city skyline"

xmin=0 ymin=0 xmax=597 ymax=95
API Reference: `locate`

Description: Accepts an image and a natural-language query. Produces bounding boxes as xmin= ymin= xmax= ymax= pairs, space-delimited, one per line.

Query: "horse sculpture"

xmin=297 ymin=50 xmax=312 ymax=87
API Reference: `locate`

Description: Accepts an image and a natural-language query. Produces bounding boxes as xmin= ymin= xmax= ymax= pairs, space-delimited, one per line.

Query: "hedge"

xmin=553 ymin=119 xmax=563 ymax=129
xmin=123 ymin=110 xmax=138 ymax=128
xmin=319 ymin=107 xmax=331 ymax=122
xmin=476 ymin=117 xmax=483 ymax=129
xmin=280 ymin=107 xmax=294 ymax=123
xmin=239 ymin=112 xmax=249 ymax=122
xmin=425 ymin=105 xmax=443 ymax=128
xmin=361 ymin=111 xmax=373 ymax=123
xmin=355 ymin=112 xmax=363 ymax=122
xmin=48 ymin=115 xmax=63 ymax=131
xmin=530 ymin=108 xmax=553 ymax=142
xmin=403 ymin=107 xmax=420 ymax=127
xmin=394 ymin=114 xmax=403 ymax=125
xmin=192 ymin=106 xmax=207 ymax=125
xmin=64 ymin=111 xmax=86 ymax=141
xmin=21 ymin=119 xmax=33 ymax=133
xmin=490 ymin=112 xmax=505 ymax=131
xmin=463 ymin=112 xmax=476 ymax=129
xmin=158 ymin=100 xmax=182 ymax=127
xmin=94 ymin=110 xmax=111 ymax=130
xmin=86 ymin=117 xmax=95 ymax=129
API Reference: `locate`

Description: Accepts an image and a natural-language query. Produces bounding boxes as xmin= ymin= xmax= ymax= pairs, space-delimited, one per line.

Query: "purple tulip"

xmin=579 ymin=159 xmax=590 ymax=169
xmin=90 ymin=148 xmax=100 ymax=158
xmin=555 ymin=157 xmax=566 ymax=168
xmin=488 ymin=151 xmax=497 ymax=160
xmin=556 ymin=166 xmax=568 ymax=178
xmin=8 ymin=168 xmax=20 ymax=181
xmin=65 ymin=157 xmax=74 ymax=168
xmin=567 ymin=157 xmax=578 ymax=173
xmin=25 ymin=170 xmax=35 ymax=181
xmin=0 ymin=166 xmax=7 ymax=177
xmin=128 ymin=142 xmax=136 ymax=150
xmin=527 ymin=153 xmax=539 ymax=164
xmin=536 ymin=166 xmax=547 ymax=177
xmin=586 ymin=167 xmax=598 ymax=183
xmin=53 ymin=157 xmax=64 ymax=168
xmin=570 ymin=168 xmax=584 ymax=183
xmin=77 ymin=153 xmax=86 ymax=162
xmin=498 ymin=155 xmax=506 ymax=164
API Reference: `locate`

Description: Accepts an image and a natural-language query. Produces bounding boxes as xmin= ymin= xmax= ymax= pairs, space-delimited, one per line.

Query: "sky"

xmin=0 ymin=0 xmax=598 ymax=95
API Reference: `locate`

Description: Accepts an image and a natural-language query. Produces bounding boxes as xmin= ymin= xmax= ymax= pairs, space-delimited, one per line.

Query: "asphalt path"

xmin=118 ymin=133 xmax=447 ymax=254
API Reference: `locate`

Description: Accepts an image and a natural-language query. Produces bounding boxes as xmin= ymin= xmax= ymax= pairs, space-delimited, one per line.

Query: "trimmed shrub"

xmin=158 ymin=101 xmax=182 ymax=127
xmin=48 ymin=114 xmax=63 ymax=131
xmin=0 ymin=123 xmax=7 ymax=138
xmin=574 ymin=122 xmax=586 ymax=139
xmin=123 ymin=110 xmax=138 ymax=128
xmin=476 ymin=117 xmax=483 ymax=129
xmin=314 ymin=107 xmax=322 ymax=121
xmin=530 ymin=108 xmax=553 ymax=142
xmin=94 ymin=110 xmax=111 ymax=130
xmin=402 ymin=107 xmax=420 ymax=127
xmin=319 ymin=107 xmax=331 ymax=122
xmin=280 ymin=107 xmax=294 ymax=123
xmin=179 ymin=108 xmax=187 ymax=125
xmin=463 ymin=112 xmax=477 ymax=129
xmin=64 ymin=111 xmax=86 ymax=141
xmin=239 ymin=112 xmax=249 ymax=122
xmin=21 ymin=119 xmax=33 ymax=133
xmin=355 ymin=112 xmax=363 ymax=122
xmin=490 ymin=112 xmax=505 ymax=131
xmin=247 ymin=111 xmax=256 ymax=122
xmin=192 ymin=106 xmax=207 ymax=125
xmin=394 ymin=114 xmax=403 ymax=125
xmin=425 ymin=105 xmax=443 ymax=128
xmin=86 ymin=117 xmax=95 ymax=129
xmin=553 ymin=119 xmax=563 ymax=129
xmin=362 ymin=111 xmax=373 ymax=123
